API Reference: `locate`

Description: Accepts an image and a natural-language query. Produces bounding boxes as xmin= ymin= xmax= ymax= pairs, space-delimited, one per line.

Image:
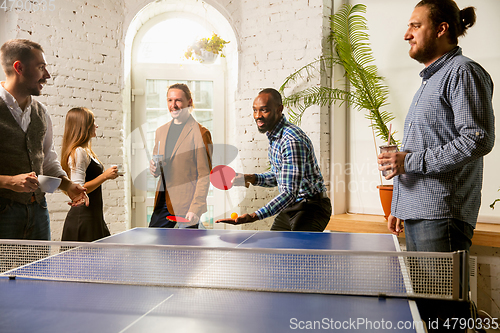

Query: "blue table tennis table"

xmin=0 ymin=229 xmax=424 ymax=333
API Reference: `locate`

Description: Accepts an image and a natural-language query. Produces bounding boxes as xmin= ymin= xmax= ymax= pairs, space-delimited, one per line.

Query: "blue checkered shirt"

xmin=392 ymin=47 xmax=495 ymax=227
xmin=254 ymin=116 xmax=327 ymax=220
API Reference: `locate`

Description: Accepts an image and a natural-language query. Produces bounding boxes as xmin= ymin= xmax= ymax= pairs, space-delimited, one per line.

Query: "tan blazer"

xmin=153 ymin=115 xmax=213 ymax=217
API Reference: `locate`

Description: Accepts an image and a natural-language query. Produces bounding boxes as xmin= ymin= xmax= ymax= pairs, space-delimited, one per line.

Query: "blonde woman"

xmin=60 ymin=107 xmax=118 ymax=241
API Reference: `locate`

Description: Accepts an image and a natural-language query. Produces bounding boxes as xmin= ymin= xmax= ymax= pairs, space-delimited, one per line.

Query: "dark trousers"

xmin=271 ymin=194 xmax=331 ymax=232
xmin=416 ymin=299 xmax=471 ymax=333
xmin=149 ymin=201 xmax=177 ymax=228
xmin=149 ymin=192 xmax=198 ymax=229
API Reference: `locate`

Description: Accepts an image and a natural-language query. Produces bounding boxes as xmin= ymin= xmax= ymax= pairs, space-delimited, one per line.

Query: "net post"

xmin=452 ymin=251 xmax=460 ymax=300
xmin=460 ymin=250 xmax=469 ymax=302
xmin=452 ymin=250 xmax=469 ymax=301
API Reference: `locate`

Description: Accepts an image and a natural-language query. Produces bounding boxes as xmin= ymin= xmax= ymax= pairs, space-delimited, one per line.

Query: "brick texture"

xmin=3 ymin=0 xmax=126 ymax=240
xmin=3 ymin=0 xmax=330 ymax=234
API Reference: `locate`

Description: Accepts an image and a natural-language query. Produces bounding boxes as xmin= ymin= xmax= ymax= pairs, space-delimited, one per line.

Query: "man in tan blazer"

xmin=149 ymin=83 xmax=212 ymax=228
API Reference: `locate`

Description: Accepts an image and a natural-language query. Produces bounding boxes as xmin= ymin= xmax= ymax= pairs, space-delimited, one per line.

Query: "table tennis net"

xmin=0 ymin=240 xmax=468 ymax=301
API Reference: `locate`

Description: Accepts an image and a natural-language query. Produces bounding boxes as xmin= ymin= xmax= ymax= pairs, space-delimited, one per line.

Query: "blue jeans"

xmin=405 ymin=218 xmax=474 ymax=332
xmin=404 ymin=218 xmax=474 ymax=252
xmin=0 ymin=197 xmax=51 ymax=240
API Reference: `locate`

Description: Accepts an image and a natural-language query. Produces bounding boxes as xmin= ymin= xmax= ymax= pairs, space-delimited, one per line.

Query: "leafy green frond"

xmin=284 ymin=86 xmax=354 ymax=124
xmin=280 ymin=3 xmax=398 ymax=145
xmin=279 ymin=56 xmax=341 ymax=94
xmin=284 ymin=86 xmax=352 ymax=109
xmin=285 ymin=86 xmax=351 ymax=106
xmin=367 ymin=109 xmax=399 ymax=145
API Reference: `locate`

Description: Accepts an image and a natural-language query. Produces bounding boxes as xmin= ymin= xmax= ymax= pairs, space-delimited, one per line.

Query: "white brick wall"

xmin=3 ymin=0 xmax=126 ymax=240
xmin=2 ymin=0 xmax=330 ymax=236
xmin=2 ymin=0 xmax=331 ymax=234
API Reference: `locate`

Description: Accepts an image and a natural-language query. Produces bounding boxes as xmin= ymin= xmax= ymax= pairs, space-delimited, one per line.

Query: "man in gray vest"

xmin=0 ymin=39 xmax=88 ymax=240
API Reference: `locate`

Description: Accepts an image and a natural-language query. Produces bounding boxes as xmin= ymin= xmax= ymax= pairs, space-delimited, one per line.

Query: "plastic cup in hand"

xmin=113 ymin=164 xmax=124 ymax=176
xmin=379 ymin=145 xmax=398 ymax=177
xmin=152 ymin=155 xmax=163 ymax=169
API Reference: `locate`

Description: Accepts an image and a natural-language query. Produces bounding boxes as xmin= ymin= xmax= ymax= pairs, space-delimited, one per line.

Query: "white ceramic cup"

xmin=37 ymin=175 xmax=62 ymax=193
xmin=113 ymin=164 xmax=124 ymax=176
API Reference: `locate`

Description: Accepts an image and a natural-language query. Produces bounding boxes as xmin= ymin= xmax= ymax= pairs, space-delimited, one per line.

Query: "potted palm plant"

xmin=279 ymin=3 xmax=398 ymax=219
xmin=184 ymin=32 xmax=229 ymax=64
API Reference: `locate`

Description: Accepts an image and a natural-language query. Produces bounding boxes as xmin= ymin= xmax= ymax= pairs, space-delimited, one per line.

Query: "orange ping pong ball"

xmin=231 ymin=212 xmax=238 ymax=219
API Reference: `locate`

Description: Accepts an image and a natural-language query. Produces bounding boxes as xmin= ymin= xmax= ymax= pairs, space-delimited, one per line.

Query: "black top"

xmin=165 ymin=121 xmax=186 ymax=159
xmin=61 ymin=158 xmax=110 ymax=242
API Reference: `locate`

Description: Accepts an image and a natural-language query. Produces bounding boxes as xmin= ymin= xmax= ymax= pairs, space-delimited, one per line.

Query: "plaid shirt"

xmin=254 ymin=116 xmax=327 ymax=220
xmin=392 ymin=47 xmax=495 ymax=227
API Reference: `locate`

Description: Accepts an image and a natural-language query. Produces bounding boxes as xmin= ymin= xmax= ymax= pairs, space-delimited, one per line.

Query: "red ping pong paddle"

xmin=166 ymin=216 xmax=190 ymax=223
xmin=210 ymin=165 xmax=236 ymax=190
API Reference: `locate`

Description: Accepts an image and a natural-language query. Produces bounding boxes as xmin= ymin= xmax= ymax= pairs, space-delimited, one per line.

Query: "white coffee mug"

xmin=38 ymin=175 xmax=62 ymax=193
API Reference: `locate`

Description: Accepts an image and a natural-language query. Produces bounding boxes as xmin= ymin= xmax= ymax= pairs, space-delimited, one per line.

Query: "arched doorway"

xmin=123 ymin=1 xmax=238 ymax=228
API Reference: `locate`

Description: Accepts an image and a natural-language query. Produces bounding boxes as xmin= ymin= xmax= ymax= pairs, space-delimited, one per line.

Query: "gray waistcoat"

xmin=0 ymin=97 xmax=47 ymax=204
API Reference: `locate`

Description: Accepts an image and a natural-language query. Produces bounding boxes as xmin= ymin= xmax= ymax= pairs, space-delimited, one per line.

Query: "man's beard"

xmin=255 ymin=114 xmax=280 ymax=133
xmin=27 ymin=87 xmax=41 ymax=96
xmin=26 ymin=79 xmax=45 ymax=96
xmin=410 ymin=38 xmax=439 ymax=64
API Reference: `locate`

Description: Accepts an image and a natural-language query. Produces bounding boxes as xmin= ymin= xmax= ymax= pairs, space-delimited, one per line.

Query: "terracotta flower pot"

xmin=377 ymin=185 xmax=393 ymax=220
